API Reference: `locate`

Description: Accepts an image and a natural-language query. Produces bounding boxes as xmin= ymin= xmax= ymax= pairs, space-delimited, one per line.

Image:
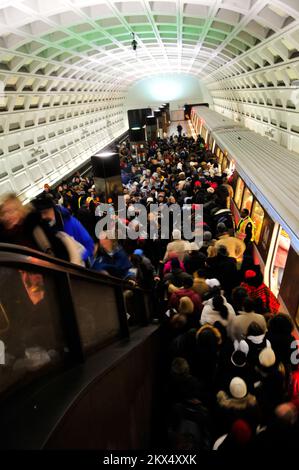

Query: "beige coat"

xmin=215 ymin=234 xmax=245 ymax=261
xmin=228 ymin=311 xmax=267 ymax=341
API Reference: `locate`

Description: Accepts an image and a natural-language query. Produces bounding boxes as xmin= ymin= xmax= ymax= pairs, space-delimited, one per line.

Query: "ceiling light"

xmin=95 ymin=152 xmax=117 ymax=158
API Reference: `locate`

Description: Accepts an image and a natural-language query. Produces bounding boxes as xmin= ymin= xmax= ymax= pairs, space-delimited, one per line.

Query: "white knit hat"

xmin=229 ymin=377 xmax=247 ymax=399
xmin=205 ymin=278 xmax=221 ymax=288
xmin=259 ymin=347 xmax=276 ymax=368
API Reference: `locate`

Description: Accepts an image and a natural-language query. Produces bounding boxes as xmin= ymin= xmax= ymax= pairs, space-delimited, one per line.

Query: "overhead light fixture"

xmin=131 ymin=126 xmax=141 ymax=130
xmin=95 ymin=152 xmax=117 ymax=158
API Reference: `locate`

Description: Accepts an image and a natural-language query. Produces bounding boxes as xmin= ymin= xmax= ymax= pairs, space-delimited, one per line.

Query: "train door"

xmin=199 ymin=120 xmax=203 ymax=137
xmin=202 ymin=126 xmax=208 ymax=143
xmin=278 ymin=246 xmax=299 ymax=324
xmin=218 ymin=150 xmax=224 ymax=167
xmin=241 ymin=187 xmax=254 ymax=213
xmin=269 ymin=227 xmax=291 ymax=298
xmin=195 ymin=115 xmax=199 ymax=133
xmin=221 ymin=156 xmax=228 ymax=171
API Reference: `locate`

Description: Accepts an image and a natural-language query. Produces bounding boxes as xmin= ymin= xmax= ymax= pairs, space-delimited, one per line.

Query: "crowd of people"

xmin=0 ymin=129 xmax=298 ymax=451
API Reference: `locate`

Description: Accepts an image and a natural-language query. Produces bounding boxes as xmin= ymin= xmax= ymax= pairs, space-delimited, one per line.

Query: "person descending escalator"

xmin=33 ymin=195 xmax=94 ymax=265
xmin=0 ymin=193 xmax=81 ymax=264
xmin=91 ymin=231 xmax=133 ymax=280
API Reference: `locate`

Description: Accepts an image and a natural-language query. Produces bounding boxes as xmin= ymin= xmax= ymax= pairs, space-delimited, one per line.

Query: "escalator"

xmin=0 ymin=243 xmax=162 ymax=449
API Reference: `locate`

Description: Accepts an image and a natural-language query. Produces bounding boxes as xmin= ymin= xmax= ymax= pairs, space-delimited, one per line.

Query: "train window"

xmin=251 ymin=200 xmax=264 ymax=244
xmin=241 ymin=187 xmax=253 ymax=213
xmin=234 ymin=177 xmax=245 ymax=209
xmin=229 ymin=158 xmax=236 ymax=173
xmin=222 ymin=156 xmax=228 ymax=171
xmin=271 ymin=228 xmax=291 ymax=298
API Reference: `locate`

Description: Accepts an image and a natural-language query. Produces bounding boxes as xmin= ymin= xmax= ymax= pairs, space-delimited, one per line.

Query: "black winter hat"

xmin=33 ymin=195 xmax=55 ymax=211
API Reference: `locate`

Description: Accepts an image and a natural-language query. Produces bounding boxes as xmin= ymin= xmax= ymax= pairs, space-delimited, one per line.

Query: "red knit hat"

xmin=245 ymin=269 xmax=256 ymax=279
xmin=231 ymin=419 xmax=252 ymax=444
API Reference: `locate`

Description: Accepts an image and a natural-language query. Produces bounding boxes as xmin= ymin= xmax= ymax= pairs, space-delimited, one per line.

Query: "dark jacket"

xmin=164 ymin=269 xmax=189 ymax=288
xmin=91 ymin=246 xmax=132 ymax=279
xmin=76 ymin=207 xmax=97 ymax=240
xmin=206 ymin=255 xmax=239 ymax=297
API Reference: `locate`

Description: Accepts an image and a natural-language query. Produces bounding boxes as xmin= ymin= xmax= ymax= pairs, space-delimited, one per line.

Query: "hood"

xmin=203 ymin=295 xmax=227 ymax=307
xmin=247 ymin=334 xmax=266 ymax=344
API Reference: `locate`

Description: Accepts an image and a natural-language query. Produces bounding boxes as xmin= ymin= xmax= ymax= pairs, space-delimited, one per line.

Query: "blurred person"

xmin=183 ymin=247 xmax=206 ymax=275
xmin=130 ymin=248 xmax=159 ymax=288
xmin=92 ymin=232 xmax=132 ymax=279
xmin=213 ymin=419 xmax=253 ymax=451
xmin=201 ymin=289 xmax=236 ymax=330
xmin=76 ymin=197 xmax=97 ymax=240
xmin=254 ymin=347 xmax=288 ymax=420
xmin=164 ymin=229 xmax=191 ymax=262
xmin=229 ymin=298 xmax=267 ymax=341
xmin=33 ymin=195 xmax=94 ymax=263
xmin=214 ymin=223 xmax=245 ymax=263
xmin=267 ymin=314 xmax=298 ymax=370
xmin=245 ymin=322 xmax=271 ymax=369
xmin=231 ymin=286 xmax=249 ymax=314
xmin=169 ymin=274 xmax=202 ymax=315
xmin=177 ymin=123 xmax=183 ymax=137
xmin=206 ymin=245 xmax=239 ymax=298
xmin=168 ymin=357 xmax=204 ymax=403
xmin=236 ymin=208 xmax=255 ymax=246
xmin=163 ymin=255 xmax=186 ymax=277
xmin=192 ymin=268 xmax=210 ymax=297
xmin=0 ymin=193 xmax=76 ymax=262
xmin=216 ymin=377 xmax=258 ymax=431
xmin=241 ymin=269 xmax=280 ymax=314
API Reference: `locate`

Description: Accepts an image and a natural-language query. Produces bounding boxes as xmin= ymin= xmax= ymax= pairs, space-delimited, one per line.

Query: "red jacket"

xmin=240 ymin=282 xmax=280 ymax=314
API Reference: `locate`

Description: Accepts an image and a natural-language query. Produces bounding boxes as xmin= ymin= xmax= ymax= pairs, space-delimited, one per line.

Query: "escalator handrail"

xmin=0 ymin=242 xmax=146 ymax=292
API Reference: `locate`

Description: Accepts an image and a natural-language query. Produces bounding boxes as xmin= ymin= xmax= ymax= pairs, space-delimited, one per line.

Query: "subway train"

xmin=191 ymin=106 xmax=299 ymax=327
